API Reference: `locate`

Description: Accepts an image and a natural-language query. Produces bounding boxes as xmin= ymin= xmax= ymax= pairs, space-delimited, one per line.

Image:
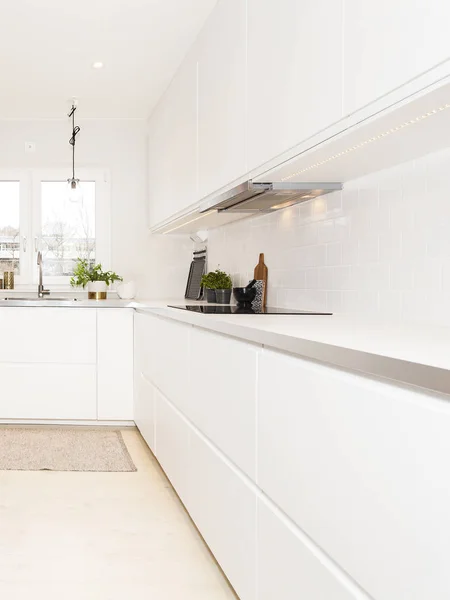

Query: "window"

xmin=40 ymin=181 xmax=96 ymax=277
xmin=0 ymin=181 xmax=21 ymax=274
xmin=0 ymin=169 xmax=110 ymax=288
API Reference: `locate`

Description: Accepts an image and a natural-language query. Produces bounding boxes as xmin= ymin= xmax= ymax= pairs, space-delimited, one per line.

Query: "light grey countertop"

xmin=136 ymin=301 xmax=450 ymax=397
xmin=2 ymin=297 xmax=449 ymax=395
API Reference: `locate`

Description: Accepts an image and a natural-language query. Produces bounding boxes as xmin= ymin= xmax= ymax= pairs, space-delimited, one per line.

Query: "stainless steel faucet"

xmin=37 ymin=251 xmax=50 ymax=298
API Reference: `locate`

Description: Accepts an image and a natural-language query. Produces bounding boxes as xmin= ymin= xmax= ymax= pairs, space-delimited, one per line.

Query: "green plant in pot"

xmin=70 ymin=259 xmax=123 ymax=300
xmin=201 ymin=269 xmax=232 ymax=304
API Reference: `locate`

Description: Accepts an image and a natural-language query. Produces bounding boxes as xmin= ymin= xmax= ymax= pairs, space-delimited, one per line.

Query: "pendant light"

xmin=67 ymin=101 xmax=83 ymax=203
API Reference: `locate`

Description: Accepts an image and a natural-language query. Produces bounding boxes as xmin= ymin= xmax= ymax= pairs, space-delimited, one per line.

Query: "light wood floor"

xmin=0 ymin=428 xmax=237 ymax=599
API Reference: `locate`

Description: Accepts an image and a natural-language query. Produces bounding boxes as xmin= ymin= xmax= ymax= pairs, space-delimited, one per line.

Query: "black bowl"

xmin=233 ymin=286 xmax=257 ymax=305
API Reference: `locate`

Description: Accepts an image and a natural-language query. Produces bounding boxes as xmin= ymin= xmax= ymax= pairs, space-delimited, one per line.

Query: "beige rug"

xmin=0 ymin=428 xmax=137 ymax=472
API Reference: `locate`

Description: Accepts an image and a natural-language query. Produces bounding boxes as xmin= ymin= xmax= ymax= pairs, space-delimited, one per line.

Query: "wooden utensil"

xmin=254 ymin=253 xmax=268 ymax=307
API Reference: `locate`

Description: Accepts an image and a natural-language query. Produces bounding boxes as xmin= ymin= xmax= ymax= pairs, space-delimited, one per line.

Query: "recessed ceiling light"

xmin=92 ymin=62 xmax=104 ymax=69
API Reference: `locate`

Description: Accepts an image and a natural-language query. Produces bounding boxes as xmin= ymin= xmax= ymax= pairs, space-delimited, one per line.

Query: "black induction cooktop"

xmin=168 ymin=305 xmax=332 ymax=315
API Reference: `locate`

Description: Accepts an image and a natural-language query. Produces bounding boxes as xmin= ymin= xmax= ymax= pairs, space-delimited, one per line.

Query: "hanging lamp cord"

xmin=68 ymin=104 xmax=80 ymax=180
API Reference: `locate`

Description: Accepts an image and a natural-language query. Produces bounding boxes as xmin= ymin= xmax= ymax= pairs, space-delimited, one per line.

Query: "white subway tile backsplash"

xmin=442 ymin=260 xmax=450 ymax=292
xmin=326 ymin=242 xmax=342 ymax=266
xmin=207 ymin=146 xmax=450 ymax=325
xmin=358 ymin=234 xmax=379 ymax=263
xmin=390 ymin=262 xmax=414 ymax=291
xmin=413 ymin=259 xmax=442 ymax=291
xmin=379 ymin=231 xmax=402 ymax=262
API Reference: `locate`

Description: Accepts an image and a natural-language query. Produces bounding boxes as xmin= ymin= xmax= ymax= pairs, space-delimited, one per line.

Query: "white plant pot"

xmin=87 ymin=281 xmax=107 ymax=299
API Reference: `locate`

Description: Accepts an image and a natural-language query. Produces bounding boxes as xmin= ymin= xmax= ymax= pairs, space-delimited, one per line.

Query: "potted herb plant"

xmin=201 ymin=269 xmax=232 ymax=304
xmin=214 ymin=270 xmax=233 ymax=304
xmin=70 ymin=259 xmax=123 ymax=300
xmin=200 ymin=271 xmax=219 ymax=303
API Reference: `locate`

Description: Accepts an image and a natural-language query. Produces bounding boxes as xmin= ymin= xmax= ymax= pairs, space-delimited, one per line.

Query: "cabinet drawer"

xmin=189 ymin=328 xmax=258 ymax=479
xmin=188 ymin=430 xmax=257 ymax=600
xmin=258 ymin=500 xmax=359 ymax=600
xmin=0 ymin=363 xmax=96 ymax=420
xmin=154 ymin=388 xmax=190 ymax=505
xmin=138 ymin=314 xmax=191 ymax=416
xmin=97 ymin=309 xmax=134 ymax=420
xmin=135 ymin=373 xmax=155 ymax=452
xmin=258 ymin=348 xmax=450 ymax=600
xmin=0 ymin=308 xmax=96 ymax=364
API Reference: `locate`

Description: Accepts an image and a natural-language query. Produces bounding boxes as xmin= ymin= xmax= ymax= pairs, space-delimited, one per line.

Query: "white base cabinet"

xmin=0 ymin=308 xmax=134 ymax=422
xmin=188 ymin=430 xmax=257 ymax=600
xmin=0 ymin=364 xmax=97 ymax=420
xmin=257 ymin=500 xmax=357 ymax=600
xmin=97 ymin=309 xmax=134 ymax=420
xmin=154 ymin=387 xmax=190 ymax=506
xmin=134 ymin=372 xmax=155 ymax=452
xmin=258 ymin=348 xmax=450 ymax=600
xmin=135 ymin=311 xmax=450 ymax=600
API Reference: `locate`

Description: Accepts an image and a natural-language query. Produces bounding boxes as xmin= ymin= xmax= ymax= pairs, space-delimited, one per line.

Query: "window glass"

xmin=0 ymin=182 xmax=20 ymax=274
xmin=41 ymin=182 xmax=96 ymax=277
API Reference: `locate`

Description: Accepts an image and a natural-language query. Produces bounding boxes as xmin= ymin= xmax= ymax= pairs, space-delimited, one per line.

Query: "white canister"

xmin=116 ymin=281 xmax=137 ymax=300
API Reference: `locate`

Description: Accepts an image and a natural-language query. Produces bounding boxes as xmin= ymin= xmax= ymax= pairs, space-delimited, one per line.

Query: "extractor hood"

xmin=200 ymin=180 xmax=342 ymax=213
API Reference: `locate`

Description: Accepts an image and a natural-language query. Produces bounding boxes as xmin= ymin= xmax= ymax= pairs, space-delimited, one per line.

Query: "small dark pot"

xmin=233 ymin=286 xmax=257 ymax=305
xmin=205 ymin=289 xmax=216 ymax=303
xmin=215 ymin=289 xmax=232 ymax=304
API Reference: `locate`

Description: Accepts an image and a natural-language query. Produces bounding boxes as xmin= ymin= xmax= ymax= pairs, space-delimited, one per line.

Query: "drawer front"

xmin=135 ymin=373 xmax=155 ymax=452
xmin=154 ymin=388 xmax=190 ymax=505
xmin=0 ymin=363 xmax=97 ymax=419
xmin=189 ymin=327 xmax=259 ymax=479
xmin=258 ymin=347 xmax=450 ymax=600
xmin=258 ymin=500 xmax=360 ymax=600
xmin=0 ymin=308 xmax=96 ymax=364
xmin=138 ymin=313 xmax=191 ymax=415
xmin=188 ymin=430 xmax=257 ymax=600
xmin=97 ymin=309 xmax=134 ymax=420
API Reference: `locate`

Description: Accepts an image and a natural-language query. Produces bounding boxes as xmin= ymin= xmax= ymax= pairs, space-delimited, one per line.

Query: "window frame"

xmin=0 ymin=169 xmax=31 ymax=286
xmin=0 ymin=168 xmax=111 ymax=290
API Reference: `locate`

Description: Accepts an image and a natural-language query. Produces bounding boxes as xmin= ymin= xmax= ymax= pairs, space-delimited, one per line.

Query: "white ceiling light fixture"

xmin=92 ymin=61 xmax=104 ymax=69
xmin=67 ymin=100 xmax=83 ymax=203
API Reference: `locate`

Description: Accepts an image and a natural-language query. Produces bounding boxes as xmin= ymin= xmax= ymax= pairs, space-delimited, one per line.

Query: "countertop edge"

xmin=136 ymin=306 xmax=450 ymax=397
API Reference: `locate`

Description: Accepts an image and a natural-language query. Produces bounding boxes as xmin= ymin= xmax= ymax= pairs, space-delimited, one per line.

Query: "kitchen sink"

xmin=0 ymin=297 xmax=80 ymax=306
xmin=3 ymin=297 xmax=79 ymax=301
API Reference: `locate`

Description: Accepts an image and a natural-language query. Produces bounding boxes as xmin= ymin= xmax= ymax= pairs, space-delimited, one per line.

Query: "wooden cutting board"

xmin=254 ymin=253 xmax=268 ymax=307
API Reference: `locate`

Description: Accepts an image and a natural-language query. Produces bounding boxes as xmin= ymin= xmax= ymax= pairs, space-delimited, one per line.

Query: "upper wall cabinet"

xmin=343 ymin=0 xmax=450 ymax=115
xmin=148 ymin=50 xmax=198 ymax=227
xmin=197 ymin=0 xmax=247 ymax=199
xmin=247 ymin=0 xmax=344 ymax=172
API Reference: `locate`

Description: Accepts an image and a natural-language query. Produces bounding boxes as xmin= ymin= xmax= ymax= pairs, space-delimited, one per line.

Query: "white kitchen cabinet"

xmin=0 ymin=308 xmax=96 ymax=364
xmin=247 ymin=0 xmax=344 ymax=170
xmin=0 ymin=307 xmax=97 ymax=421
xmin=148 ymin=99 xmax=170 ymax=227
xmin=258 ymin=347 xmax=450 ymax=600
xmin=148 ymin=48 xmax=198 ymax=228
xmin=343 ymin=0 xmax=450 ymax=115
xmin=197 ymin=0 xmax=247 ymax=199
xmin=257 ymin=500 xmax=360 ymax=600
xmin=97 ymin=309 xmax=134 ymax=420
xmin=134 ymin=372 xmax=156 ymax=452
xmin=0 ymin=364 xmax=97 ymax=420
xmin=189 ymin=327 xmax=259 ymax=480
xmin=188 ymin=430 xmax=257 ymax=600
xmin=138 ymin=313 xmax=192 ymax=417
xmin=154 ymin=388 xmax=190 ymax=506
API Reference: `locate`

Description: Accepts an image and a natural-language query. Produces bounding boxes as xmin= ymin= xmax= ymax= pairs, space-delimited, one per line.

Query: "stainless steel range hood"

xmin=200 ymin=180 xmax=342 ymax=213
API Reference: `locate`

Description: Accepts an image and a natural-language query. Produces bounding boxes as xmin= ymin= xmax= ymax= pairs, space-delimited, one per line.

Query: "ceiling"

xmin=0 ymin=0 xmax=217 ymax=119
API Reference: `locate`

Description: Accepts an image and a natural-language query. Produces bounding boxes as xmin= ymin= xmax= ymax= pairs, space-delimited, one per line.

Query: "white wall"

xmin=0 ymin=119 xmax=191 ymax=298
xmin=207 ymin=146 xmax=450 ymax=326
